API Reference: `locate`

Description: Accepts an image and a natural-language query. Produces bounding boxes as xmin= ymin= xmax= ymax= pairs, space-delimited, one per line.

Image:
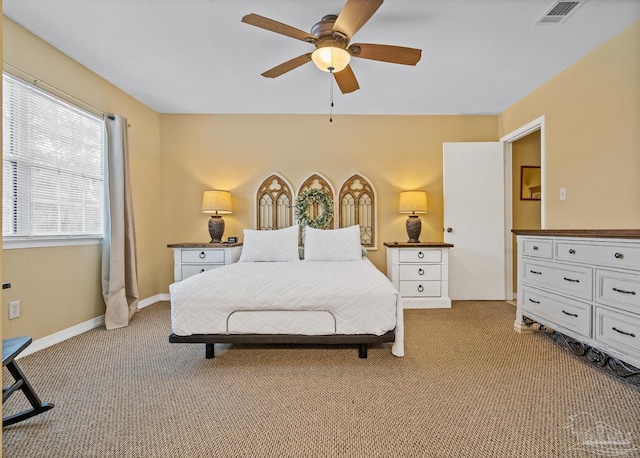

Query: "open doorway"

xmin=510 ymin=131 xmax=542 ymax=297
xmin=501 ymin=116 xmax=546 ymax=302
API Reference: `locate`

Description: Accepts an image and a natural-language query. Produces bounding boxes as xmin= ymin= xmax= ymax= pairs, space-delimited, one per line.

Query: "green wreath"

xmin=294 ymin=188 xmax=334 ymax=229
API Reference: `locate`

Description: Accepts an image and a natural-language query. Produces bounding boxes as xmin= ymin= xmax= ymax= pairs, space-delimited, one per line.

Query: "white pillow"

xmin=239 ymin=225 xmax=300 ymax=262
xmin=304 ymin=225 xmax=363 ymax=262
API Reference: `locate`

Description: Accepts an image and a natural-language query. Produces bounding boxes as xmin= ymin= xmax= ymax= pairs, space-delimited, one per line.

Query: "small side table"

xmin=167 ymin=242 xmax=243 ymax=282
xmin=384 ymin=242 xmax=454 ymax=309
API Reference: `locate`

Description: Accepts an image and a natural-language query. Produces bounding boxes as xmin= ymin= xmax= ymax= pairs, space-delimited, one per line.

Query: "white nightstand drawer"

xmin=398 ymin=249 xmax=441 ymax=263
xmin=597 ymin=269 xmax=640 ymax=312
xmin=399 ymin=264 xmax=441 ymax=281
xmin=556 ymin=241 xmax=640 ymax=271
xmin=522 ymin=260 xmax=592 ymax=301
xmin=182 ymin=264 xmax=223 ymax=279
xmin=170 ymin=244 xmax=242 ymax=282
xmin=595 ymin=307 xmax=640 ymax=358
xmin=522 ymin=238 xmax=552 ymax=259
xmin=399 ymin=280 xmax=441 ymax=297
xmin=522 ymin=287 xmax=591 ymax=337
xmin=181 ymin=249 xmax=225 ymax=264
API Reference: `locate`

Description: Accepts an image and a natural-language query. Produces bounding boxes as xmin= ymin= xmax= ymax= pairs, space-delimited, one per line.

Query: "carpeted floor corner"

xmin=3 ymin=301 xmax=639 ymax=457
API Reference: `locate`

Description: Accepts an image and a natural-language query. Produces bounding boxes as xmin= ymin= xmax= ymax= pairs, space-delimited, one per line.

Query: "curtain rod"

xmin=3 ymin=62 xmax=117 ymax=121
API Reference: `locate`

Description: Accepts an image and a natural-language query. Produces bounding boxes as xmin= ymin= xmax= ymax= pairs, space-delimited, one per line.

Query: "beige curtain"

xmin=102 ymin=114 xmax=139 ymax=329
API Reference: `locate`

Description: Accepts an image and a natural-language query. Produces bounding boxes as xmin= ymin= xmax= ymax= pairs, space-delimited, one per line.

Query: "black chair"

xmin=2 ymin=336 xmax=54 ymax=427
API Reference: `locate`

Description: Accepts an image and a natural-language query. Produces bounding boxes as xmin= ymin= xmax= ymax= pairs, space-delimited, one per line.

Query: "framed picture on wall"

xmin=520 ymin=166 xmax=541 ymax=200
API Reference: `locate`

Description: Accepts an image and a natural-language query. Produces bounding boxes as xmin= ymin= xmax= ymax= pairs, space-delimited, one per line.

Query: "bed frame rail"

xmin=169 ymin=331 xmax=395 ymax=359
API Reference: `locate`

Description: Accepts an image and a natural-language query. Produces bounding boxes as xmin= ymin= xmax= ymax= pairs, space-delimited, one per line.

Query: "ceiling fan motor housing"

xmin=311 ymin=15 xmax=349 ymax=50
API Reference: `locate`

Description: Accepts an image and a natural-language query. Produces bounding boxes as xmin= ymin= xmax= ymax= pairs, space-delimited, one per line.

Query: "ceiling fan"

xmin=241 ymin=0 xmax=422 ymax=94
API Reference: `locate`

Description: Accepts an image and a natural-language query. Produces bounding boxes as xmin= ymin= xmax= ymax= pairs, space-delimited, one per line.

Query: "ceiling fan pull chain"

xmin=329 ymin=68 xmax=334 ymax=122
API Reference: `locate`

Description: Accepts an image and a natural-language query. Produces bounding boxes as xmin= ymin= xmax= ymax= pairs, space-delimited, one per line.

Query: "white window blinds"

xmin=2 ymin=73 xmax=104 ymax=239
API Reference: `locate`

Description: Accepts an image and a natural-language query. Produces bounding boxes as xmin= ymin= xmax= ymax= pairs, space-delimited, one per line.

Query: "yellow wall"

xmin=158 ymin=114 xmax=498 ymax=284
xmin=500 ymin=19 xmax=640 ymax=229
xmin=2 ymin=18 xmax=162 ymax=340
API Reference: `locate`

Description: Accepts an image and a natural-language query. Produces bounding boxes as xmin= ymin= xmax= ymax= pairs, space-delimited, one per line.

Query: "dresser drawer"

xmin=556 ymin=241 xmax=640 ymax=271
xmin=522 ymin=238 xmax=552 ymax=259
xmin=398 ymin=249 xmax=441 ymax=263
xmin=522 ymin=287 xmax=591 ymax=337
xmin=595 ymin=307 xmax=640 ymax=359
xmin=399 ymin=280 xmax=441 ymax=297
xmin=596 ymin=269 xmax=640 ymax=312
xmin=182 ymin=264 xmax=224 ymax=279
xmin=181 ymin=249 xmax=225 ymax=264
xmin=399 ymin=264 xmax=441 ymax=281
xmin=522 ymin=260 xmax=592 ymax=301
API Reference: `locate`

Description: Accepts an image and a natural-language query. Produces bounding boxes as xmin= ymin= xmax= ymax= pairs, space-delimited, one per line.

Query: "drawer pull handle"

xmin=417 ymin=285 xmax=424 ymax=292
xmin=562 ymin=310 xmax=578 ymax=318
xmin=530 ymin=270 xmax=542 ymax=275
xmin=528 ymin=298 xmax=540 ymax=304
xmin=612 ymin=287 xmax=636 ymax=296
xmin=417 ymin=252 xmax=424 ymax=259
xmin=563 ymin=277 xmax=580 ymax=283
xmin=532 ymin=245 xmax=539 ymax=251
xmin=199 ymin=252 xmax=206 ymax=259
xmin=612 ymin=327 xmax=636 ymax=338
xmin=568 ymin=249 xmax=576 ymax=255
xmin=614 ymin=252 xmax=624 ymax=259
xmin=418 ymin=268 xmax=424 ymax=276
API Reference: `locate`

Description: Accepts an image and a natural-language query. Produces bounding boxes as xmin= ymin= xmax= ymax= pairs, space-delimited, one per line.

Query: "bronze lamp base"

xmin=208 ymin=215 xmax=225 ymax=243
xmin=406 ymin=215 xmax=422 ymax=243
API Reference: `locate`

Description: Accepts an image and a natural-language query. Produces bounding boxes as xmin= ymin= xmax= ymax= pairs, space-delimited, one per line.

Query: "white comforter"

xmin=169 ymin=259 xmax=404 ymax=356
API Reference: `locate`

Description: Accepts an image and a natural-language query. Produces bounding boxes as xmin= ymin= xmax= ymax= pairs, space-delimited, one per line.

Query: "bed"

xmin=169 ymin=224 xmax=404 ymax=358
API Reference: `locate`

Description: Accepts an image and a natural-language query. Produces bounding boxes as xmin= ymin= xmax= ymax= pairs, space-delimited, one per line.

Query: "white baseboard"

xmin=16 ymin=294 xmax=169 ymax=359
xmin=17 ymin=314 xmax=105 ymax=359
xmin=138 ymin=293 xmax=169 ymax=309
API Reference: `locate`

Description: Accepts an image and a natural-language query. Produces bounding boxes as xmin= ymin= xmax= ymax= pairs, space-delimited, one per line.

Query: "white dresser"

xmin=514 ymin=230 xmax=640 ymax=371
xmin=385 ymin=242 xmax=453 ymax=309
xmin=168 ymin=242 xmax=242 ymax=282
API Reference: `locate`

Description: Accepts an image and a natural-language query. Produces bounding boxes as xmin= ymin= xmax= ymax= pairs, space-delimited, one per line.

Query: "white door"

xmin=443 ymin=142 xmax=505 ymax=300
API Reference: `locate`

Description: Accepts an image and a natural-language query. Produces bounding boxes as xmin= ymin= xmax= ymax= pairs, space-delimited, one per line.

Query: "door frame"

xmin=500 ymin=115 xmax=546 ymax=301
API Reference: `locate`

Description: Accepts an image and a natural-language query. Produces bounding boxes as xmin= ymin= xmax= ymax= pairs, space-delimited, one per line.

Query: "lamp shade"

xmin=398 ymin=191 xmax=428 ymax=214
xmin=202 ymin=190 xmax=232 ymax=214
xmin=311 ymin=46 xmax=351 ymax=73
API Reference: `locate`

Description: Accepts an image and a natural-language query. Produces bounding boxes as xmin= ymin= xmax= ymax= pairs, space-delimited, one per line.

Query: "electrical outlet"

xmin=9 ymin=300 xmax=20 ymax=319
xmin=560 ymin=187 xmax=567 ymax=201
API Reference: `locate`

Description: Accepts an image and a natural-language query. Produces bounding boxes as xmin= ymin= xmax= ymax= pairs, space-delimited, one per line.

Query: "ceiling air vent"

xmin=535 ymin=0 xmax=586 ymax=25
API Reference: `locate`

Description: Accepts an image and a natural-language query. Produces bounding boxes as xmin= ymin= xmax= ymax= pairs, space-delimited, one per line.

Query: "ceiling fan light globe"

xmin=311 ymin=47 xmax=351 ymax=73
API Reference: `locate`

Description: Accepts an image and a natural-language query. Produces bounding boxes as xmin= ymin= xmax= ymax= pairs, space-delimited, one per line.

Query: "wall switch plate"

xmin=560 ymin=187 xmax=567 ymax=201
xmin=9 ymin=300 xmax=20 ymax=319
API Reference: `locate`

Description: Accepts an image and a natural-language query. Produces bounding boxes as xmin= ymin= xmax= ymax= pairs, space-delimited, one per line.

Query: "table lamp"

xmin=398 ymin=191 xmax=428 ymax=243
xmin=202 ymin=190 xmax=232 ymax=243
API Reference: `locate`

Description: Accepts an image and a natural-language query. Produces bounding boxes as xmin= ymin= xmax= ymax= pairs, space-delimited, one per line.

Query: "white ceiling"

xmin=4 ymin=0 xmax=640 ymax=115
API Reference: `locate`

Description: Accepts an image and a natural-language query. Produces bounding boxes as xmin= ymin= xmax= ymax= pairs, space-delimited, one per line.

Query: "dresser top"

xmin=167 ymin=242 xmax=243 ymax=248
xmin=511 ymin=229 xmax=640 ymax=239
xmin=384 ymin=241 xmax=454 ymax=248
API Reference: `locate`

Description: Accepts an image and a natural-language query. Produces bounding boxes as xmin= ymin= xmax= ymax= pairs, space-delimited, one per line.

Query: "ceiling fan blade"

xmin=333 ymin=0 xmax=383 ymax=39
xmin=261 ymin=54 xmax=313 ymax=78
xmin=349 ymin=43 xmax=422 ymax=65
xmin=242 ymin=14 xmax=317 ymax=43
xmin=334 ymin=65 xmax=360 ymax=94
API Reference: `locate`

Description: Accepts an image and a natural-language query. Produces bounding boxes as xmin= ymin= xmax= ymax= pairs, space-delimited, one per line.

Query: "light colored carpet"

xmin=3 ymin=301 xmax=639 ymax=457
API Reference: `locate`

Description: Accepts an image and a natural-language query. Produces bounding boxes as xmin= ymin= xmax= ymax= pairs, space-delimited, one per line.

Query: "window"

xmin=2 ymin=73 xmax=104 ymax=244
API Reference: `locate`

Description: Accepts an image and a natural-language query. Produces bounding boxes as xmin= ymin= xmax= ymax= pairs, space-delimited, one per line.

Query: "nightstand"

xmin=384 ymin=242 xmax=454 ymax=309
xmin=167 ymin=242 xmax=243 ymax=282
